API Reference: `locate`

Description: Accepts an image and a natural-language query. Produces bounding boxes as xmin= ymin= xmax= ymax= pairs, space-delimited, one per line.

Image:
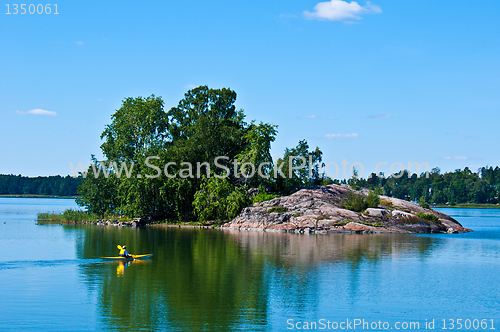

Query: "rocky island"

xmin=223 ymin=184 xmax=471 ymax=234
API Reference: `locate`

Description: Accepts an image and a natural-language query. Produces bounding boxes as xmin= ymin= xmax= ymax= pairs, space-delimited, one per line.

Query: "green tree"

xmin=101 ymin=95 xmax=167 ymax=163
xmin=165 ymin=86 xmax=247 ymax=171
xmin=366 ymin=190 xmax=380 ymax=208
xmin=418 ymin=196 xmax=430 ymax=209
xmin=341 ymin=192 xmax=368 ymax=212
xmin=77 ymin=86 xmax=273 ymax=220
xmin=235 ymin=122 xmax=278 ymax=187
xmin=193 ymin=176 xmax=250 ymax=222
xmin=347 ymin=168 xmax=365 ymax=190
xmin=274 ymin=140 xmax=324 ymax=192
xmin=75 ymin=156 xmax=119 ymax=216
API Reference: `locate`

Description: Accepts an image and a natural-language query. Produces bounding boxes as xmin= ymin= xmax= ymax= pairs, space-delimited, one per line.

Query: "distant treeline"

xmin=0 ymin=174 xmax=81 ymax=196
xmin=2 ymin=165 xmax=500 ymax=205
xmin=348 ymin=166 xmax=500 ymax=205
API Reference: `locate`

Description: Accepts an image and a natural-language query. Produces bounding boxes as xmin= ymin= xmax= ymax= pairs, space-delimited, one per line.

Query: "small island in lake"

xmin=36 ymin=86 xmax=485 ymax=234
xmin=224 ymin=184 xmax=470 ymax=234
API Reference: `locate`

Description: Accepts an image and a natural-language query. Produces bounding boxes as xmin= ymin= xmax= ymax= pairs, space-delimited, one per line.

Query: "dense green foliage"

xmin=341 ymin=190 xmax=380 ymax=212
xmin=357 ymin=167 xmax=500 ymax=205
xmin=74 ymin=86 xmax=500 ymax=220
xmin=341 ymin=192 xmax=368 ymax=212
xmin=418 ymin=196 xmax=430 ymax=209
xmin=0 ymin=174 xmax=81 ymax=196
xmin=192 ymin=176 xmax=250 ymax=222
xmin=76 ymin=86 xmax=324 ymax=221
xmin=366 ymin=190 xmax=381 ymax=208
xmin=273 ymin=139 xmax=324 ymax=191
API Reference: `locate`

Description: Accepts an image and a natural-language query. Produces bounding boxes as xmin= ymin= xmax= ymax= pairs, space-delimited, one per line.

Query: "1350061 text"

xmin=6 ymin=4 xmax=59 ymax=15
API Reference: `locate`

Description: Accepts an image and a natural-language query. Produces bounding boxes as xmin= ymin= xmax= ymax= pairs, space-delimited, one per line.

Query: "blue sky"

xmin=1 ymin=0 xmax=499 ymax=178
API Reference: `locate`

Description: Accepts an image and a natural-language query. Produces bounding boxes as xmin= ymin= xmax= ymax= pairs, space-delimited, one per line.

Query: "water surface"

xmin=0 ymin=199 xmax=499 ymax=331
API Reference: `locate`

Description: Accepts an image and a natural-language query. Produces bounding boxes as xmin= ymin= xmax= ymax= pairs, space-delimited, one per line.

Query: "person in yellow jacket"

xmin=119 ymin=245 xmax=132 ymax=258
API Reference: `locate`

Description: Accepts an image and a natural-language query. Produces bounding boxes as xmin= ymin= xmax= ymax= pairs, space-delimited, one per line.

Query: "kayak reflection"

xmin=116 ymin=259 xmax=151 ymax=277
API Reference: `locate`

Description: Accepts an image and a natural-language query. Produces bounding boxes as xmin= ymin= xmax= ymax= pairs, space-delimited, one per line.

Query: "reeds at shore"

xmin=37 ymin=209 xmax=98 ymax=223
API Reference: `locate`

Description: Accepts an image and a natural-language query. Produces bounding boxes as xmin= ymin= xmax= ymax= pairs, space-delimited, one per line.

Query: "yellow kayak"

xmin=100 ymin=254 xmax=153 ymax=260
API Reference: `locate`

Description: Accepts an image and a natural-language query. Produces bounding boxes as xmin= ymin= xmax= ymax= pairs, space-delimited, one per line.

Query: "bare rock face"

xmin=365 ymin=208 xmax=389 ymax=217
xmin=223 ymin=184 xmax=471 ymax=234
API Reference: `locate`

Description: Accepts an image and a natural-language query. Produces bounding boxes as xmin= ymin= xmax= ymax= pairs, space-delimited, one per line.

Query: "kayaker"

xmin=119 ymin=245 xmax=132 ymax=258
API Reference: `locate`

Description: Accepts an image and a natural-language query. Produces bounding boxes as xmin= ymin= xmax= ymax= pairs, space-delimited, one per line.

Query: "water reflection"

xmin=222 ymin=230 xmax=440 ymax=321
xmin=222 ymin=230 xmax=439 ymax=264
xmin=113 ymin=259 xmax=151 ymax=277
xmin=4 ymin=199 xmax=499 ymax=331
xmin=69 ymin=226 xmax=441 ymax=331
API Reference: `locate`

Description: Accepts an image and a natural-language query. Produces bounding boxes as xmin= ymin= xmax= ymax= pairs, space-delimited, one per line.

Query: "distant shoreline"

xmin=434 ymin=204 xmax=500 ymax=209
xmin=0 ymin=194 xmax=77 ymax=199
xmin=6 ymin=194 xmax=499 ymax=209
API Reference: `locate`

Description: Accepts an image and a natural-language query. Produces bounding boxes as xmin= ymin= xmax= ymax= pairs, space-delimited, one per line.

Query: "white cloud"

xmin=327 ymin=116 xmax=335 ymax=120
xmin=16 ymin=109 xmax=57 ymax=116
xmin=369 ymin=114 xmax=392 ymax=119
xmin=305 ymin=114 xmax=317 ymax=119
xmin=74 ymin=41 xmax=84 ymax=45
xmin=184 ymin=84 xmax=197 ymax=89
xmin=442 ymin=156 xmax=468 ymax=160
xmin=324 ymin=133 xmax=359 ymax=139
xmin=304 ymin=0 xmax=381 ymax=21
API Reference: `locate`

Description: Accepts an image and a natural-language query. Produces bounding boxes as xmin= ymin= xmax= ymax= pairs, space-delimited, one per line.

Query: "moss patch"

xmin=361 ymin=222 xmax=385 ymax=227
xmin=380 ymin=199 xmax=394 ymax=208
xmin=331 ymin=221 xmax=349 ymax=227
xmin=416 ymin=212 xmax=440 ymax=223
xmin=266 ymin=207 xmax=287 ymax=213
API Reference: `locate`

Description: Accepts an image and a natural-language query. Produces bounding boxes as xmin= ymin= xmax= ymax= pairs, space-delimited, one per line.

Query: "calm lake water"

xmin=0 ymin=198 xmax=499 ymax=331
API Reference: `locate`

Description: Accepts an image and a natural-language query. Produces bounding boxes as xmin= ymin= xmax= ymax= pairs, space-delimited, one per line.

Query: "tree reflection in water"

xmin=68 ymin=225 xmax=439 ymax=331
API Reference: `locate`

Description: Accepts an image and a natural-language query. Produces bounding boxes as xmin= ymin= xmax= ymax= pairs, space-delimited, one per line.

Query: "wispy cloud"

xmin=442 ymin=156 xmax=468 ymax=160
xmin=305 ymin=114 xmax=317 ymax=119
xmin=447 ymin=130 xmax=465 ymax=135
xmin=15 ymin=109 xmax=57 ymax=116
xmin=324 ymin=133 xmax=359 ymax=139
xmin=327 ymin=116 xmax=335 ymax=120
xmin=369 ymin=114 xmax=392 ymax=119
xmin=184 ymin=84 xmax=197 ymax=89
xmin=304 ymin=0 xmax=381 ymax=21
xmin=74 ymin=41 xmax=84 ymax=45
xmin=447 ymin=130 xmax=480 ymax=139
